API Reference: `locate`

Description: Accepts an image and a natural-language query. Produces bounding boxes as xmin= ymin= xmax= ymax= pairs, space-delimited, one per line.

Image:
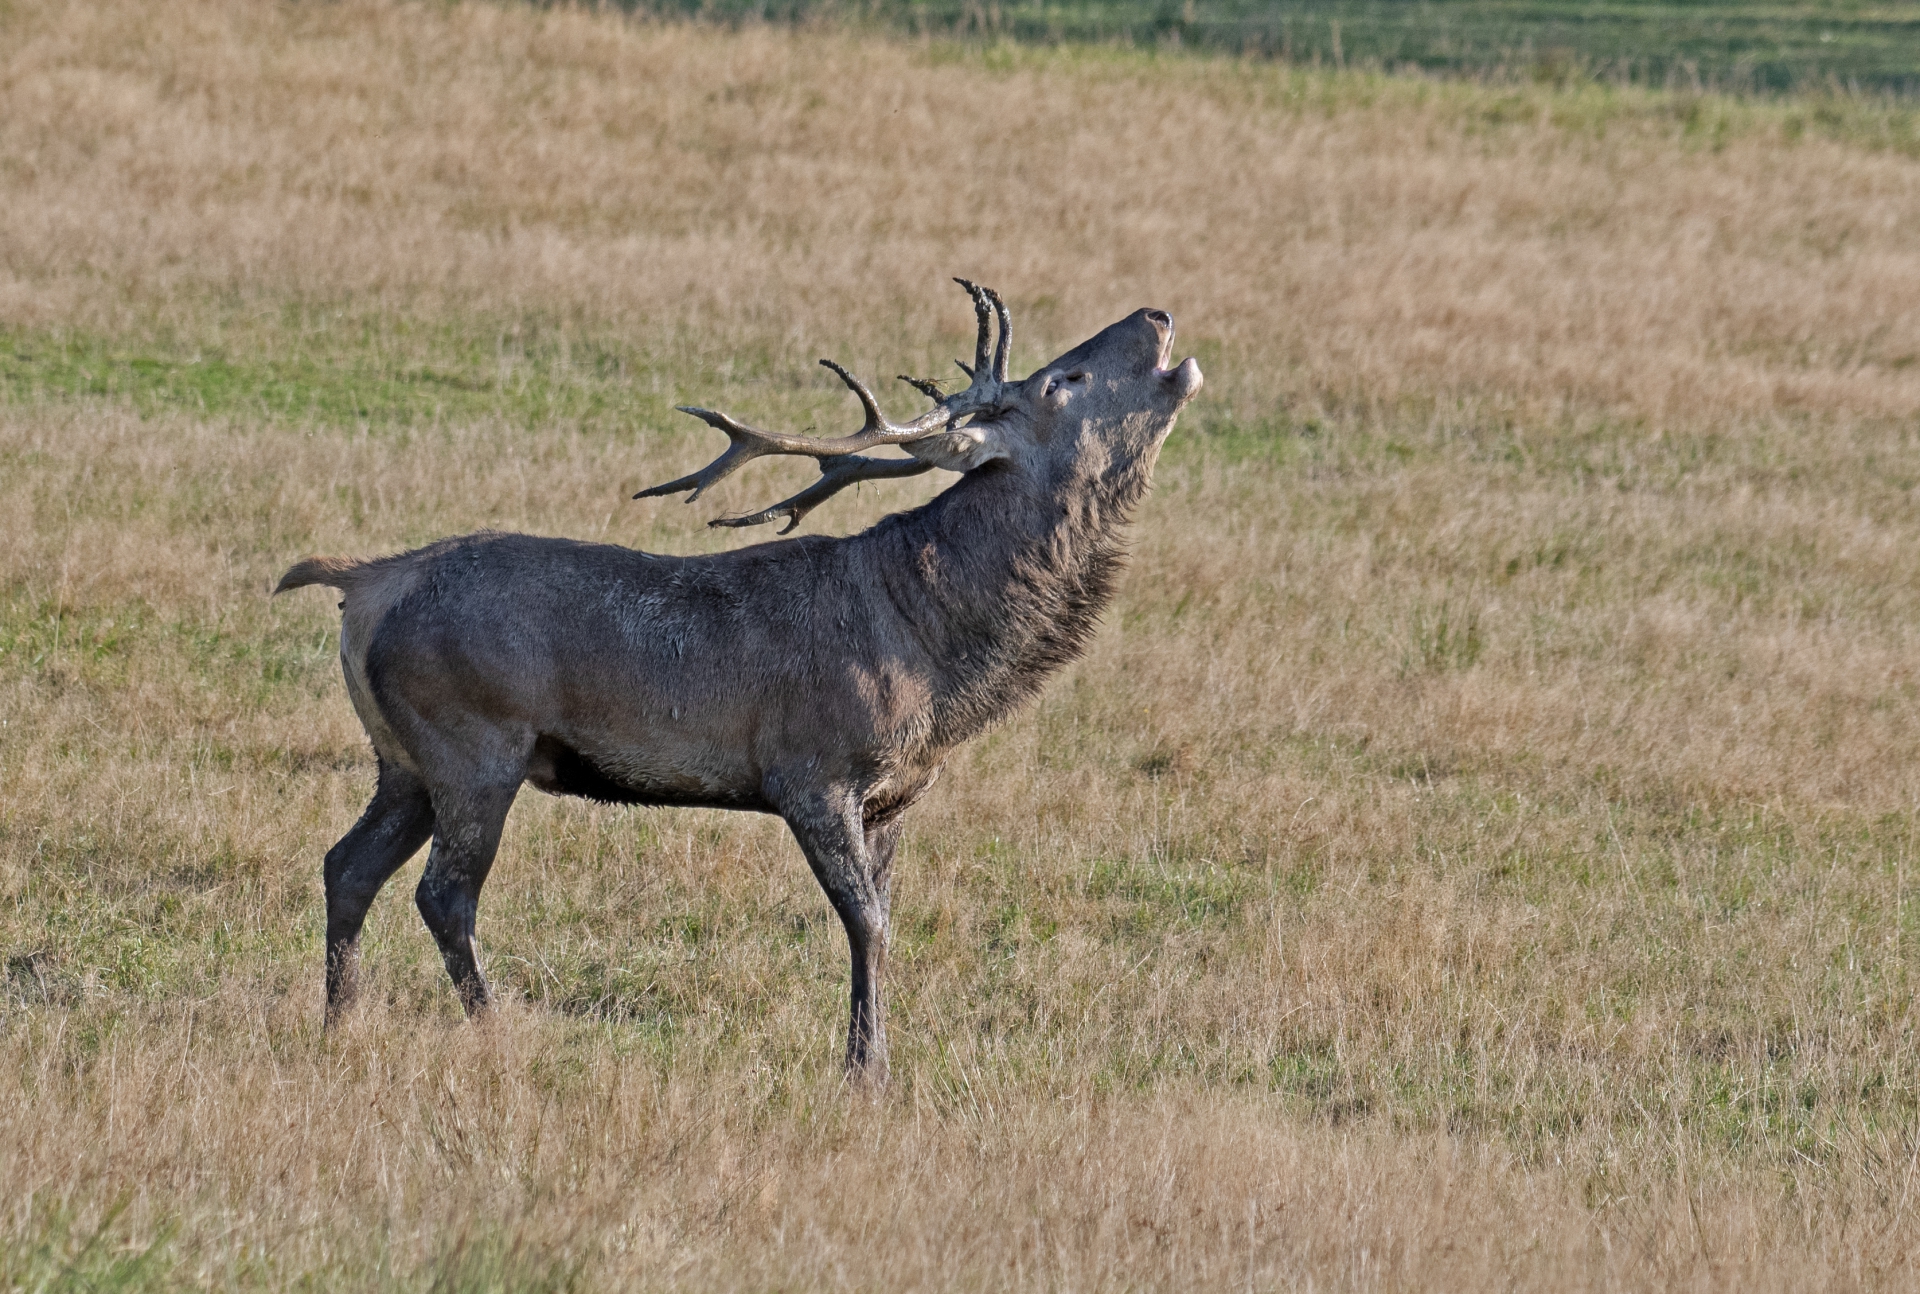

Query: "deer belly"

xmin=525 ymin=734 xmax=772 ymax=812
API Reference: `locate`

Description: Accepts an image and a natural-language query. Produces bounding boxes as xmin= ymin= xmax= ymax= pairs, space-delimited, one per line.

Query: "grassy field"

xmin=5 ymin=0 xmax=1920 ymax=1288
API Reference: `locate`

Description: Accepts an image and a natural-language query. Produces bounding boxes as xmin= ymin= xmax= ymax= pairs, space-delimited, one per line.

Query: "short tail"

xmin=275 ymin=555 xmax=366 ymax=595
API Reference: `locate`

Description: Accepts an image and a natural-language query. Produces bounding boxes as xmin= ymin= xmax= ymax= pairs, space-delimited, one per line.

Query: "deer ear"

xmin=902 ymin=423 xmax=1009 ymax=472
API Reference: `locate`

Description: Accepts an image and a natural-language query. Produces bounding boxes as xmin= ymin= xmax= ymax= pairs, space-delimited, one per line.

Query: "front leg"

xmin=781 ymin=788 xmax=897 ymax=1085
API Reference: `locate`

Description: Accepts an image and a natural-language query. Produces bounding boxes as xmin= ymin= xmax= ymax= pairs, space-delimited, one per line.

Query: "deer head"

xmin=636 ymin=281 xmax=1204 ymax=532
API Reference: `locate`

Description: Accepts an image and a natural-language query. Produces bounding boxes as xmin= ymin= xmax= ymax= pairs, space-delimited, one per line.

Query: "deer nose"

xmin=1145 ymin=309 xmax=1176 ymax=371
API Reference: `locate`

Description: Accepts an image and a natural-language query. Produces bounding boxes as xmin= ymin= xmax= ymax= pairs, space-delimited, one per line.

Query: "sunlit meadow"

xmin=4 ymin=1 xmax=1920 ymax=1287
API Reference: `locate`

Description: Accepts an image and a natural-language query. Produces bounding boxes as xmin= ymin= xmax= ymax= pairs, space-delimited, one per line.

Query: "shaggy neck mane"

xmin=857 ymin=449 xmax=1159 ymax=751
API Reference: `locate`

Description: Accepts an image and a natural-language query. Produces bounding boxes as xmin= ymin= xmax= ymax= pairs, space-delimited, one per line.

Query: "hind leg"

xmin=415 ymin=783 xmax=519 ymax=1016
xmin=324 ymin=760 xmax=436 ymax=1027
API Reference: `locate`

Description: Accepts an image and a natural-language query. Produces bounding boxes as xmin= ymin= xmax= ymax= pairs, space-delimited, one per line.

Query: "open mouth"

xmin=1147 ymin=309 xmax=1176 ymax=373
xmin=1142 ymin=309 xmax=1203 ymax=402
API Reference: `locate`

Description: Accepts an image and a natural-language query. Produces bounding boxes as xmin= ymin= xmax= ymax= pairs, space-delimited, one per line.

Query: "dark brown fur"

xmin=278 ymin=303 xmax=1203 ymax=1082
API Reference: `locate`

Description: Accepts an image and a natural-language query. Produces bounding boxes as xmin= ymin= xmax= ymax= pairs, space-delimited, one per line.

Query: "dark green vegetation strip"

xmin=633 ymin=0 xmax=1920 ymax=94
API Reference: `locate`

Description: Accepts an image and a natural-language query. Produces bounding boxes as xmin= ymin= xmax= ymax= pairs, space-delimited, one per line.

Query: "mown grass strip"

xmin=0 ymin=323 xmax=678 ymax=434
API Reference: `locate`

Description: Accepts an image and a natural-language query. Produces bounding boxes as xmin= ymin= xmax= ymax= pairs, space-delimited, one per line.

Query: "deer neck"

xmin=864 ymin=446 xmax=1158 ymax=750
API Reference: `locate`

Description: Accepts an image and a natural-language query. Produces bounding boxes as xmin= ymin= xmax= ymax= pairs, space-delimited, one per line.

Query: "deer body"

xmin=280 ymin=287 xmax=1201 ymax=1082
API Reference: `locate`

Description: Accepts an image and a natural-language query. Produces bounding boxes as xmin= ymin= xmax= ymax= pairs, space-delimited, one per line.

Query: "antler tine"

xmin=632 ymin=406 xmax=780 ymax=503
xmin=898 ymin=374 xmax=945 ymax=401
xmin=711 ymin=455 xmax=936 ymax=535
xmin=819 ymin=359 xmax=891 ymax=434
xmin=986 ymin=286 xmax=1012 ymax=382
xmin=954 ymin=277 xmax=995 ymax=378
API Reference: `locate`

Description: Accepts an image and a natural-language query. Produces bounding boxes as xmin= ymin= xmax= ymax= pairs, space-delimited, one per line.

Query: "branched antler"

xmin=635 ymin=279 xmax=1015 ymax=533
xmin=709 ymin=454 xmax=936 ymax=533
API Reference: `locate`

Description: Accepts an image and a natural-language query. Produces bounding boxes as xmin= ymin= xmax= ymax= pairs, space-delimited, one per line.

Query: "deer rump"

xmin=279 ymin=283 xmax=1203 ymax=1084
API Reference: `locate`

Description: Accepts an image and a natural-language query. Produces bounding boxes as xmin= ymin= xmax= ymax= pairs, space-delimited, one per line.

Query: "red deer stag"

xmin=277 ymin=281 xmax=1203 ymax=1083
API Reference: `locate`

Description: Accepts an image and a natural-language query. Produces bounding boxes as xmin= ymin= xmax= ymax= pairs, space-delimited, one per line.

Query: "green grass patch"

xmin=0 ymin=316 xmax=680 ymax=434
xmin=0 ymin=1199 xmax=176 ymax=1294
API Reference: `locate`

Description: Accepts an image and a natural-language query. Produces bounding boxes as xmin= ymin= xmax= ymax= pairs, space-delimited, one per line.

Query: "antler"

xmin=635 ymin=279 xmax=1014 ymax=533
xmin=708 ymin=454 xmax=936 ymax=533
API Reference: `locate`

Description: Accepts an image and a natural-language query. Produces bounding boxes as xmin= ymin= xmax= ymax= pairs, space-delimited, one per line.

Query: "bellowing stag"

xmin=277 ymin=281 xmax=1203 ymax=1083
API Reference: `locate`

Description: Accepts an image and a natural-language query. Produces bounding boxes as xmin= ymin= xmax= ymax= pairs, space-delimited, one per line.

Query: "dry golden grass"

xmin=5 ymin=0 xmax=1920 ymax=1288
